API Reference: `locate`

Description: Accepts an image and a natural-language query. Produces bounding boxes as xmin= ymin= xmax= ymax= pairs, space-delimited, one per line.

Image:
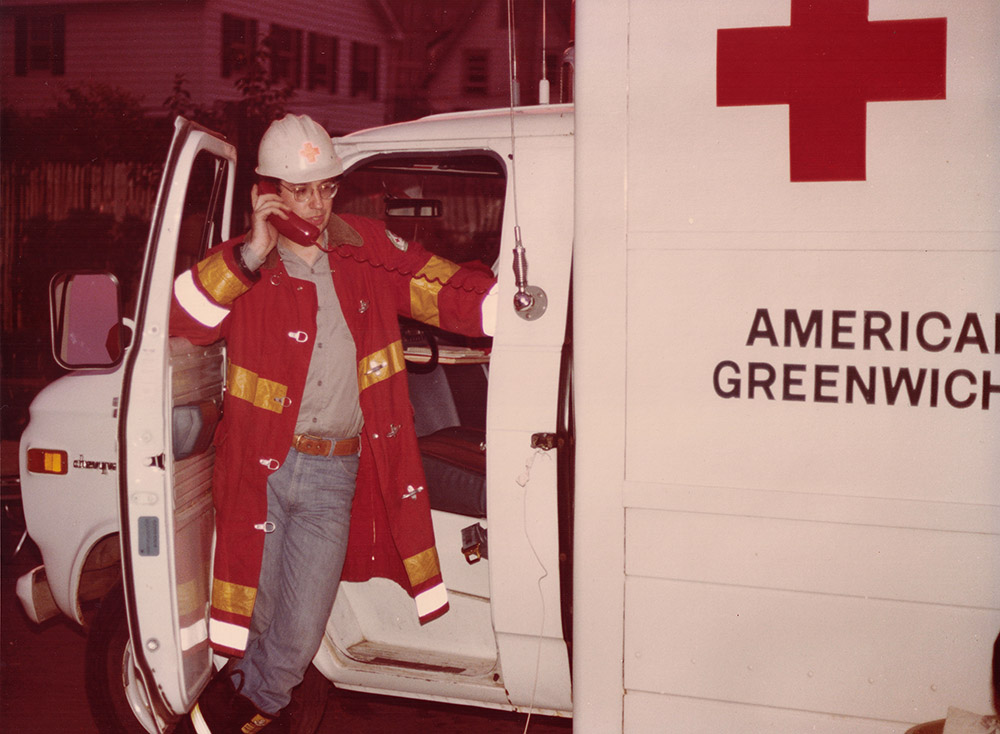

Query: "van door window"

xmin=174 ymin=151 xmax=230 ymax=277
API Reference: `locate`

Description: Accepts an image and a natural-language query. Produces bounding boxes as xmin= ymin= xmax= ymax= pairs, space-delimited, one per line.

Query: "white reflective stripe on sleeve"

xmin=481 ymin=283 xmax=499 ymax=337
xmin=414 ymin=583 xmax=448 ymax=618
xmin=209 ymin=617 xmax=249 ymax=652
xmin=180 ymin=618 xmax=208 ymax=651
xmin=175 ymin=270 xmax=229 ymax=328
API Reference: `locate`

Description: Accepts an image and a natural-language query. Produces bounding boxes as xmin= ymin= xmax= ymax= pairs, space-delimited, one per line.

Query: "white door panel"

xmin=121 ymin=118 xmax=235 ymax=718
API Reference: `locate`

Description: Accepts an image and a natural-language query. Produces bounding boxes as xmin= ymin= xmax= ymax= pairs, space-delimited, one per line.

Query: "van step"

xmin=345 ymin=640 xmax=496 ymax=677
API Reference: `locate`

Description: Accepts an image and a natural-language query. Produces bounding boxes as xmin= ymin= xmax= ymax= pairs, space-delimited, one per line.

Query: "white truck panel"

xmin=626 ymin=248 xmax=1000 ymax=501
xmin=624 ymin=691 xmax=908 ymax=734
xmin=572 ymin=0 xmax=631 ymax=731
xmin=627 ymin=509 xmax=1000 ymax=610
xmin=624 ymin=481 xmax=1000 ymax=536
xmin=576 ymin=0 xmax=999 ymax=730
xmin=624 ymin=578 xmax=996 ymax=720
xmin=626 ymin=0 xmax=1000 ymax=236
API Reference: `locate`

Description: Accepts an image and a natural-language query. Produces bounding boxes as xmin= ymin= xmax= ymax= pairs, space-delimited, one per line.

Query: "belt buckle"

xmin=295 ymin=433 xmax=330 ymax=456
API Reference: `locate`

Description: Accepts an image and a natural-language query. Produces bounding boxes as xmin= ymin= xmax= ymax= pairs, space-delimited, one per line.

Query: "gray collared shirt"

xmin=278 ymin=244 xmax=364 ymax=439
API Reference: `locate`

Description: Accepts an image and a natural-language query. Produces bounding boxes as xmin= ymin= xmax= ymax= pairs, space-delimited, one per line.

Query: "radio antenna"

xmin=506 ymin=0 xmax=548 ymax=321
xmin=539 ymin=0 xmax=550 ymax=103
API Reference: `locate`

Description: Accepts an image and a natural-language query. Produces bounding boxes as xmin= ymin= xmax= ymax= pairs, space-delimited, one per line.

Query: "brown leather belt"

xmin=292 ymin=433 xmax=361 ymax=457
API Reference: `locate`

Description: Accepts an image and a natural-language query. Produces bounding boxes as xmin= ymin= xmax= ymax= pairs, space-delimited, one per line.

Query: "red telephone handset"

xmin=257 ymin=181 xmax=321 ymax=246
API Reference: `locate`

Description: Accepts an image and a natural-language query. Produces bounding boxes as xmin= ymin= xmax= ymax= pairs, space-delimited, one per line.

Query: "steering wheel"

xmin=403 ymin=323 xmax=440 ymax=374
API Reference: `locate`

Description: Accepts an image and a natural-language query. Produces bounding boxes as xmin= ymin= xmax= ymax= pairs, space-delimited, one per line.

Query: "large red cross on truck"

xmin=717 ymin=0 xmax=947 ymax=182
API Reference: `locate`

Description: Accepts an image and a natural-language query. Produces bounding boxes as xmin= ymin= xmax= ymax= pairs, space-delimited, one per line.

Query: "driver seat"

xmin=419 ymin=426 xmax=486 ymax=519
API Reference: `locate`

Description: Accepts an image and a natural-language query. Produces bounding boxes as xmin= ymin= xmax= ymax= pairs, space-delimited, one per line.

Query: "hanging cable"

xmin=516 ymin=448 xmax=554 ymax=734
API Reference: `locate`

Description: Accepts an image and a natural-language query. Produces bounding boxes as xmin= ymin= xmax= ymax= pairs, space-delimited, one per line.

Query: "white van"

xmin=17 ymin=1 xmax=998 ymax=733
xmin=21 ymin=106 xmax=575 ymax=733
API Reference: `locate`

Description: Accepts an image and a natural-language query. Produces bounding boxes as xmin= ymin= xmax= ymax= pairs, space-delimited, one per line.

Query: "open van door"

xmin=118 ymin=117 xmax=235 ymax=729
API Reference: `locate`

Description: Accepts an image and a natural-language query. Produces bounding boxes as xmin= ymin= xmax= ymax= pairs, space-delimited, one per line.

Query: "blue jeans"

xmin=232 ymin=447 xmax=358 ymax=714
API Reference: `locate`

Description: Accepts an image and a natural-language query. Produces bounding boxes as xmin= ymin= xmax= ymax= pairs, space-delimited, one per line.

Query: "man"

xmin=171 ymin=113 xmax=497 ymax=732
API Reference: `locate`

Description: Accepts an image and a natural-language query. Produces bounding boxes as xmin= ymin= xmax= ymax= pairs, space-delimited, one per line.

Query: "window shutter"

xmin=15 ymin=15 xmax=27 ymax=76
xmin=292 ymin=29 xmax=302 ymax=88
xmin=52 ymin=14 xmax=65 ymax=76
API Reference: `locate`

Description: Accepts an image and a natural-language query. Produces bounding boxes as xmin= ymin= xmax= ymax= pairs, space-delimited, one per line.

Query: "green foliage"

xmin=13 ymin=210 xmax=148 ymax=333
xmin=165 ymin=37 xmax=294 ymax=153
xmin=164 ymin=73 xmax=202 ymax=122
xmin=232 ymin=38 xmax=295 ymax=125
xmin=2 ymin=84 xmax=172 ymax=164
xmin=4 ymin=35 xmax=294 ymax=168
xmin=164 ymin=37 xmax=296 ymax=228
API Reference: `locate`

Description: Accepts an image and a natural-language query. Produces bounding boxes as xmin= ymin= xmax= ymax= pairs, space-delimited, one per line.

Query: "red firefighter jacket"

xmin=170 ymin=213 xmax=496 ymax=656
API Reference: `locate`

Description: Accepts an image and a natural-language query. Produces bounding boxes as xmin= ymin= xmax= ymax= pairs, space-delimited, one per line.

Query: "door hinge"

xmin=530 ymin=433 xmax=563 ymax=451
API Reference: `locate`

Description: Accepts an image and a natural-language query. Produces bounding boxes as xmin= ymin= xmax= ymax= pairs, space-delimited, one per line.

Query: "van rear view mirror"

xmin=49 ymin=271 xmax=124 ymax=369
xmin=385 ymin=197 xmax=442 ymax=218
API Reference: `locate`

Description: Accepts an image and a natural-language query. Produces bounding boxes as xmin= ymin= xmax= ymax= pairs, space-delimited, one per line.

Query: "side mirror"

xmin=49 ymin=272 xmax=125 ymax=369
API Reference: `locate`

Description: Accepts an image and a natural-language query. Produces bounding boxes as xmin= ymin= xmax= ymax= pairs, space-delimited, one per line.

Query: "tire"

xmin=84 ymin=586 xmax=329 ymax=734
xmin=84 ymin=586 xmax=156 ymax=734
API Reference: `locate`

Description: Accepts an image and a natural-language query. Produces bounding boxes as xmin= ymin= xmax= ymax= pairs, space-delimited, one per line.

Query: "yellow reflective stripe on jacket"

xmin=197 ymin=250 xmax=251 ymax=306
xmin=403 ymin=546 xmax=442 ymax=587
xmin=226 ymin=362 xmax=288 ymax=414
xmin=211 ymin=578 xmax=257 ymax=618
xmin=357 ymin=340 xmax=406 ymax=392
xmin=409 ymin=256 xmax=460 ymax=327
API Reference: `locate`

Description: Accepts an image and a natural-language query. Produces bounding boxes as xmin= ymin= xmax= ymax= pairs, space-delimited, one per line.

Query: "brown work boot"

xmin=185 ymin=663 xmax=277 ymax=734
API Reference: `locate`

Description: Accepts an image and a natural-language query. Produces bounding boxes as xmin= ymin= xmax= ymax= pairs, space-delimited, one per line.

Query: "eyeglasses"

xmin=279 ymin=180 xmax=339 ymax=203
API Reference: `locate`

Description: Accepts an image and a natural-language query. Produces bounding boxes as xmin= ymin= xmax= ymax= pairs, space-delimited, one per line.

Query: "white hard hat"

xmin=255 ymin=114 xmax=343 ymax=183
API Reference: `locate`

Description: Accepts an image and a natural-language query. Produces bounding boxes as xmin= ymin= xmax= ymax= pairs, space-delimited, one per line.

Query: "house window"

xmin=14 ymin=14 xmax=65 ymax=76
xmin=463 ymin=50 xmax=489 ymax=95
xmin=222 ymin=14 xmax=256 ymax=78
xmin=269 ymin=25 xmax=302 ymax=88
xmin=350 ymin=42 xmax=379 ymax=99
xmin=307 ymin=33 xmax=338 ymax=93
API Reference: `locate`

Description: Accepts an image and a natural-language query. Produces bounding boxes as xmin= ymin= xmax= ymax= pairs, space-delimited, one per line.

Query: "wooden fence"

xmin=1 ymin=161 xmax=160 ymax=331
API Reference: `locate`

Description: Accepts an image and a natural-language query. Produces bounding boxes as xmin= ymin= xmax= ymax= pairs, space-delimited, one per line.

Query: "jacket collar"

xmin=327 ymin=213 xmax=364 ymax=248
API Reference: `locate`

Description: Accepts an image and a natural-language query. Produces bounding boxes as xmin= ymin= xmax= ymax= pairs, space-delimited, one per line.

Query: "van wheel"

xmin=84 ymin=586 xmax=157 ymax=734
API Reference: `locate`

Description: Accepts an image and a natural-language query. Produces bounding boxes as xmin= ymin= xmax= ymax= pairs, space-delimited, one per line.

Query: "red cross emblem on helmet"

xmin=299 ymin=142 xmax=321 ymax=164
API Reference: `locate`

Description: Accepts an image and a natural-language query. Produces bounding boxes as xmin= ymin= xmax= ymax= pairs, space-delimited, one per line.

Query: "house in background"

xmin=1 ymin=0 xmax=573 ymax=132
xmin=0 ymin=0 xmax=573 ymax=382
xmin=422 ymin=0 xmax=573 ymax=114
xmin=381 ymin=0 xmax=573 ymax=122
xmin=1 ymin=0 xmax=396 ymax=135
